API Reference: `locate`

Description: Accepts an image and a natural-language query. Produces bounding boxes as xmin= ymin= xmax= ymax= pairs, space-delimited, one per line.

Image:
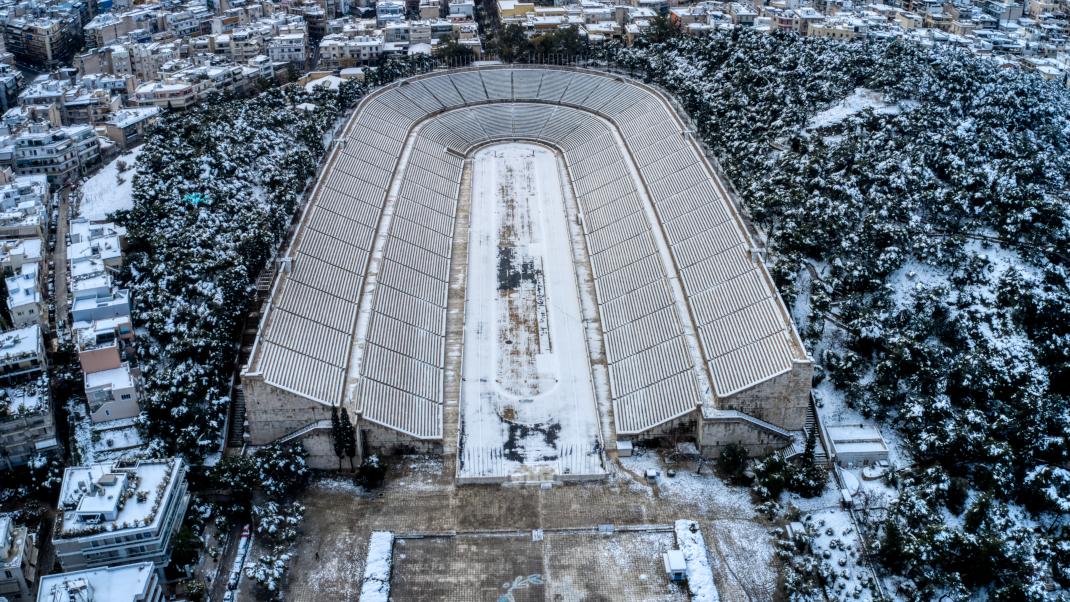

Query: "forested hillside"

xmin=118 ymin=57 xmax=434 ymax=462
xmin=609 ymin=29 xmax=1070 ymax=599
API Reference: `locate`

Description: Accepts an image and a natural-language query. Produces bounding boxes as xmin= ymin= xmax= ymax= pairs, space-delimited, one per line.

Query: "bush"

xmin=752 ymin=453 xmax=793 ymax=500
xmin=355 ymin=455 xmax=386 ymax=489
xmin=717 ymin=443 xmax=750 ymax=485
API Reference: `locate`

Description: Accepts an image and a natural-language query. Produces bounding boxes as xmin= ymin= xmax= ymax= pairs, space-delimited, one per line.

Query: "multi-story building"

xmin=319 ymin=33 xmax=385 ymax=66
xmin=53 ymin=458 xmax=190 ymax=572
xmin=0 ymin=325 xmax=45 ymax=383
xmin=73 ymin=316 xmax=134 ymax=375
xmin=377 ymin=0 xmax=405 ymax=25
xmin=35 ymin=562 xmax=163 ymax=602
xmin=0 ymin=325 xmax=57 ymax=470
xmin=0 ymin=516 xmax=38 ymax=602
xmin=0 ymin=14 xmax=82 ymax=69
xmin=0 ymin=172 xmax=48 ymax=240
xmin=267 ymin=31 xmax=308 ymax=65
xmin=102 ymin=107 xmax=159 ymax=151
xmin=83 ymin=362 xmax=140 ymax=422
xmin=6 ymin=263 xmax=46 ymax=328
xmin=11 ymin=123 xmax=81 ymax=185
xmin=0 ymin=238 xmax=43 ymax=276
xmin=131 ymin=79 xmax=207 ymax=109
xmin=0 ymin=65 xmax=23 ymax=112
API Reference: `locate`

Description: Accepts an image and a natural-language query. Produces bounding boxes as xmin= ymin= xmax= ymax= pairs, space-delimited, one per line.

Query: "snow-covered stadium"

xmin=240 ymin=66 xmax=813 ymax=481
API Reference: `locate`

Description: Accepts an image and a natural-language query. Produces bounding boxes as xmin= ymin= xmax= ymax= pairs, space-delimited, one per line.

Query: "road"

xmin=53 ymin=188 xmax=69 ymax=333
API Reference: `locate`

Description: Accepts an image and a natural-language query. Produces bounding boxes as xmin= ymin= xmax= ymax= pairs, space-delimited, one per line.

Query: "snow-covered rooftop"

xmin=0 ymin=325 xmax=42 ymax=364
xmin=56 ymin=458 xmax=184 ymax=539
xmin=37 ymin=562 xmax=156 ymax=602
xmin=85 ymin=364 xmax=134 ymax=391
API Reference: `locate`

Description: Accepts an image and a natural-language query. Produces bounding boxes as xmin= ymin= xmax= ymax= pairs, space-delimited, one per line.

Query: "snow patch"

xmin=359 ymin=531 xmax=394 ymax=602
xmin=674 ymin=520 xmax=719 ymax=602
xmin=80 ymin=147 xmax=143 ymax=220
xmin=807 ymin=89 xmax=900 ymax=130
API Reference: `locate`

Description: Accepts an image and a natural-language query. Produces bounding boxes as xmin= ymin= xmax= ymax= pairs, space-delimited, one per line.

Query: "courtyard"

xmin=282 ymin=452 xmax=779 ymax=601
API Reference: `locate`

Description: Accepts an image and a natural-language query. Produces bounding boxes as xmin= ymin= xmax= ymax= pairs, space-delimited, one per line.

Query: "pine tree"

xmin=802 ymin=427 xmax=817 ymax=470
xmin=330 ymin=405 xmax=344 ymax=470
xmin=340 ymin=407 xmax=357 ymax=472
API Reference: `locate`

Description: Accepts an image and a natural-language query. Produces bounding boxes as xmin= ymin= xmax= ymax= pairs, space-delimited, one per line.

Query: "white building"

xmin=827 ymin=425 xmax=890 ymax=467
xmin=267 ymin=32 xmax=308 ymax=65
xmin=377 ymin=0 xmax=405 ymax=25
xmin=5 ymin=263 xmax=45 ymax=328
xmin=319 ymin=34 xmax=384 ymax=67
xmin=68 ymin=219 xmax=125 ymax=269
xmin=0 ymin=238 xmax=43 ymax=275
xmin=84 ymin=363 xmax=139 ymax=423
xmin=35 ymin=562 xmax=162 ymax=602
xmin=53 ymin=458 xmax=190 ymax=572
xmin=0 ymin=517 xmax=38 ymax=602
xmin=0 ymin=173 xmax=48 ymax=240
xmin=0 ymin=325 xmax=45 ymax=382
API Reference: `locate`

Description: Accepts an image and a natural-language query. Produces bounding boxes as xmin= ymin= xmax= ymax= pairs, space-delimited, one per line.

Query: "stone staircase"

xmin=277 ymin=419 xmax=333 ymax=445
xmin=785 ymin=402 xmax=830 ymax=465
xmin=227 ymin=386 xmax=247 ymax=447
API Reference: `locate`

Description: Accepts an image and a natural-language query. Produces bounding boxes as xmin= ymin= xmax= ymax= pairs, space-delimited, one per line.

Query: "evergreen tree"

xmin=340 ymin=407 xmax=357 ymax=472
xmin=330 ymin=405 xmax=345 ymax=470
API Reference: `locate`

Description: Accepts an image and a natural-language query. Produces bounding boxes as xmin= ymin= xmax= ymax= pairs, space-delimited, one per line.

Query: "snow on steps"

xmin=227 ymin=387 xmax=247 ymax=447
xmin=703 ymin=408 xmax=792 ymax=439
xmin=457 ymin=445 xmax=606 ymax=484
xmin=785 ymin=399 xmax=831 ymax=464
xmin=276 ymin=419 xmax=333 ymax=445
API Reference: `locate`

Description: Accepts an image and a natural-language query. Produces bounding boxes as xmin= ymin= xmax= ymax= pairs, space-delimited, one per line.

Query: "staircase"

xmin=704 ymin=409 xmax=793 ymax=439
xmin=786 ymin=402 xmax=830 ymax=465
xmin=228 ymin=386 xmax=247 ymax=447
xmin=277 ymin=420 xmax=333 ymax=444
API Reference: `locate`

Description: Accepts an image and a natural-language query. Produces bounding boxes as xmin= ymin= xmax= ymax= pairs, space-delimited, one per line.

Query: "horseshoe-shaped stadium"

xmin=241 ymin=66 xmax=813 ymax=482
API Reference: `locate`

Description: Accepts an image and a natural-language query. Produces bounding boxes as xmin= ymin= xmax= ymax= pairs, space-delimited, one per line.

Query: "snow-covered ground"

xmin=79 ymin=147 xmax=142 ymax=220
xmin=458 ymin=144 xmax=604 ymax=482
xmin=70 ymin=407 xmax=145 ymax=465
xmin=807 ymin=89 xmax=901 ymax=130
xmin=790 ymin=484 xmax=882 ymax=601
xmin=618 ymin=452 xmax=756 ymax=518
xmin=675 ymin=519 xmax=719 ymax=602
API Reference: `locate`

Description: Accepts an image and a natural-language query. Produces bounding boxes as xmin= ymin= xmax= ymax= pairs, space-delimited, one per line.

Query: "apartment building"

xmin=0 ymin=516 xmax=38 ymax=602
xmin=0 ymin=65 xmax=23 ymax=112
xmin=53 ymin=458 xmax=190 ymax=572
xmin=84 ymin=362 xmax=139 ymax=423
xmin=0 ymin=325 xmax=58 ymax=470
xmin=0 ymin=173 xmax=48 ymax=240
xmin=102 ymin=107 xmax=159 ymax=151
xmin=6 ymin=262 xmax=45 ymax=328
xmin=36 ymin=562 xmax=163 ymax=602
xmin=268 ymin=31 xmax=308 ymax=64
xmin=1 ymin=15 xmax=81 ymax=68
xmin=319 ymin=33 xmax=384 ymax=66
xmin=10 ymin=123 xmax=94 ymax=186
xmin=0 ymin=238 xmax=43 ymax=276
